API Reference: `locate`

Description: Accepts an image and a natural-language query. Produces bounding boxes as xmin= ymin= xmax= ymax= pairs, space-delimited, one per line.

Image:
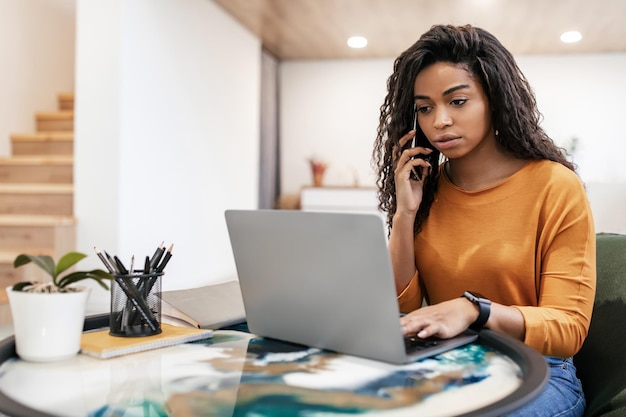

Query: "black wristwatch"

xmin=462 ymin=291 xmax=491 ymax=330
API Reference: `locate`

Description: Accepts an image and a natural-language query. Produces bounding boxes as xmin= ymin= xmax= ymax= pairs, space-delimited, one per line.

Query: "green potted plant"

xmin=7 ymin=252 xmax=114 ymax=362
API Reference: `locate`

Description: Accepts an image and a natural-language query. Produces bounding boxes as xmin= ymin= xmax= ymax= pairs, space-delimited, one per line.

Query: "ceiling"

xmin=212 ymin=0 xmax=626 ymax=60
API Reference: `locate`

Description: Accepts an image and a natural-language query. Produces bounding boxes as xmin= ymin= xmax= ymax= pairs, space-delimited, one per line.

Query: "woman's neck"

xmin=445 ymin=150 xmax=527 ymax=191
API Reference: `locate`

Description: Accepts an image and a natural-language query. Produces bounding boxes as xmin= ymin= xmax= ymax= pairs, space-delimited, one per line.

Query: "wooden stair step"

xmin=0 ymin=214 xmax=76 ymax=253
xmin=0 ymin=155 xmax=73 ymax=165
xmin=10 ymin=132 xmax=73 ymax=156
xmin=0 ymin=214 xmax=76 ymax=226
xmin=58 ymin=92 xmax=74 ymax=111
xmin=35 ymin=111 xmax=74 ymax=132
xmin=0 ymin=156 xmax=73 ymax=183
xmin=0 ymin=183 xmax=73 ymax=194
xmin=0 ymin=183 xmax=73 ymax=215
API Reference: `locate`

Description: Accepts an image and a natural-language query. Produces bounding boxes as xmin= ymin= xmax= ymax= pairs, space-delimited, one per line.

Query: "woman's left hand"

xmin=400 ymin=298 xmax=478 ymax=339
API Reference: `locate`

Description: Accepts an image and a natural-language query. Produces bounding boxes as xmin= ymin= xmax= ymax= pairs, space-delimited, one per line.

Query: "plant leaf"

xmin=55 ymin=271 xmax=83 ymax=288
xmin=57 ymin=269 xmax=114 ymax=289
xmin=55 ymin=252 xmax=87 ymax=276
xmin=12 ymin=281 xmax=34 ymax=291
xmin=13 ymin=254 xmax=55 ymax=277
xmin=89 ymin=269 xmax=116 ymax=280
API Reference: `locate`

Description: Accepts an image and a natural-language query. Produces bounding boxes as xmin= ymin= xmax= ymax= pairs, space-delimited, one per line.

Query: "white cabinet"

xmin=300 ymin=187 xmax=380 ymax=214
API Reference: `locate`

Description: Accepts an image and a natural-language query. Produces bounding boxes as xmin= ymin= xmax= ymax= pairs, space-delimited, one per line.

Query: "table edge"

xmin=0 ymin=314 xmax=548 ymax=417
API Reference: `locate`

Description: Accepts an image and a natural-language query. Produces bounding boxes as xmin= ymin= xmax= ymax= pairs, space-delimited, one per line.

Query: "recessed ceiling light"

xmin=560 ymin=31 xmax=582 ymax=43
xmin=347 ymin=36 xmax=368 ymax=49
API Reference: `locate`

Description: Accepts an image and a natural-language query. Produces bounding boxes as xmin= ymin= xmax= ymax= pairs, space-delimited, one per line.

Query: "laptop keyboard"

xmin=404 ymin=335 xmax=441 ymax=353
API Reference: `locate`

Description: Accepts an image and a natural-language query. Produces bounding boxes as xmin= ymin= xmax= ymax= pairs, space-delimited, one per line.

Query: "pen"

xmin=143 ymin=255 xmax=151 ymax=274
xmin=139 ymin=255 xmax=152 ymax=297
xmin=114 ymin=256 xmax=129 ymax=275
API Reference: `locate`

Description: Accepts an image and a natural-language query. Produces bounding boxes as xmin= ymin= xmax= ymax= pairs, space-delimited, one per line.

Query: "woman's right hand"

xmin=389 ymin=130 xmax=433 ymax=294
xmin=393 ymin=130 xmax=433 ymax=215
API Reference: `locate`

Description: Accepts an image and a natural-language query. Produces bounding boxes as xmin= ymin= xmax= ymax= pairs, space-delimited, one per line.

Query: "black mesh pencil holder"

xmin=109 ymin=272 xmax=163 ymax=337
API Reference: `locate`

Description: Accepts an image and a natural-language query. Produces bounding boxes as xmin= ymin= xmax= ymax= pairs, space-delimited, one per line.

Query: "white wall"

xmin=280 ymin=54 xmax=626 ymax=233
xmin=75 ymin=0 xmax=260 ymax=305
xmin=0 ymin=0 xmax=76 ymax=156
xmin=280 ymin=59 xmax=391 ymax=192
xmin=516 ymin=54 xmax=626 ymax=183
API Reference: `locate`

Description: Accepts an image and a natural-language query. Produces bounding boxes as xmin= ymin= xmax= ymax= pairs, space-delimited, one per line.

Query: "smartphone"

xmin=406 ymin=104 xmax=436 ymax=180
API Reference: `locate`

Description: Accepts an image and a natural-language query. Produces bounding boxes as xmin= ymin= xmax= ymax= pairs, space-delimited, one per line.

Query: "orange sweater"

xmin=397 ymin=160 xmax=596 ymax=358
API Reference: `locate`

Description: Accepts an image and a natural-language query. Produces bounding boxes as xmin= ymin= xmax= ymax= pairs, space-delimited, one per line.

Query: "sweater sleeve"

xmin=397 ymin=271 xmax=422 ymax=313
xmin=514 ymin=173 xmax=596 ymax=358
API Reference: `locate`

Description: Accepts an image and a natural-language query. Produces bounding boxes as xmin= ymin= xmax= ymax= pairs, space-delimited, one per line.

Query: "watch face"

xmin=464 ymin=291 xmax=490 ymax=304
xmin=463 ymin=291 xmax=479 ymax=303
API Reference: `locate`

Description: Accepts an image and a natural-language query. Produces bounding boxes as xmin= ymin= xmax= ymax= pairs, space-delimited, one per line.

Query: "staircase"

xmin=0 ymin=93 xmax=76 ymax=301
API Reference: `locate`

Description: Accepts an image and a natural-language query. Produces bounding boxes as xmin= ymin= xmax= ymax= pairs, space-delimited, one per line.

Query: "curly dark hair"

xmin=372 ymin=24 xmax=575 ymax=236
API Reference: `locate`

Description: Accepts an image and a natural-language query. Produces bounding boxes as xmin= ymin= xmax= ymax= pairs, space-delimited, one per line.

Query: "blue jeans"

xmin=505 ymin=356 xmax=586 ymax=417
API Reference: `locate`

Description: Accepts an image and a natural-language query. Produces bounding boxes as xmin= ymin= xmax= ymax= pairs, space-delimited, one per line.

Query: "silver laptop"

xmin=224 ymin=209 xmax=477 ymax=364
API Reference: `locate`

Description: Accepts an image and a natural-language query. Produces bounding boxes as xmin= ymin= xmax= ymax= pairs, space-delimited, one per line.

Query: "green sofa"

xmin=575 ymin=233 xmax=626 ymax=417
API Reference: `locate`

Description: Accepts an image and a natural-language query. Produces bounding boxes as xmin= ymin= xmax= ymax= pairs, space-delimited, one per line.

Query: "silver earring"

xmin=495 ymin=129 xmax=499 ymax=136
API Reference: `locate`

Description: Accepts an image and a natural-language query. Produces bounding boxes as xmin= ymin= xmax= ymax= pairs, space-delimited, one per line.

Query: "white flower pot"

xmin=6 ymin=285 xmax=91 ymax=362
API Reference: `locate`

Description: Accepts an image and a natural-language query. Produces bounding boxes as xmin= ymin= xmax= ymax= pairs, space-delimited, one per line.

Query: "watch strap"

xmin=462 ymin=291 xmax=491 ymax=330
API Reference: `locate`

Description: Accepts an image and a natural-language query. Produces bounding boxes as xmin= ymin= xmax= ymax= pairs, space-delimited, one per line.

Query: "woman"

xmin=372 ymin=24 xmax=596 ymax=416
